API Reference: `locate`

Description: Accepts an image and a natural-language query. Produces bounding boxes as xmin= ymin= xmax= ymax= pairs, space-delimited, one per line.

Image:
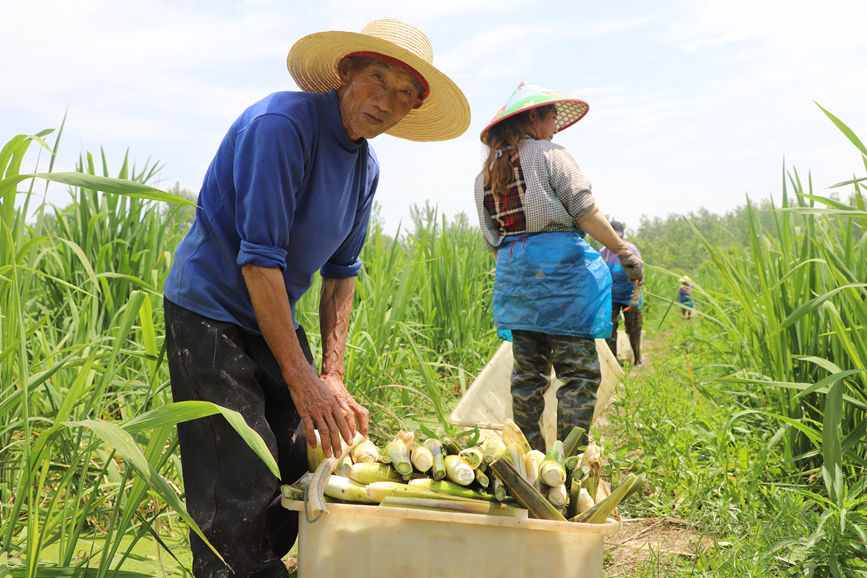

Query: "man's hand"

xmin=618 ymin=249 xmax=644 ymax=283
xmin=285 ymin=370 xmax=354 ymax=460
xmin=242 ymin=264 xmax=360 ymax=459
xmin=321 ymin=372 xmax=369 ymax=439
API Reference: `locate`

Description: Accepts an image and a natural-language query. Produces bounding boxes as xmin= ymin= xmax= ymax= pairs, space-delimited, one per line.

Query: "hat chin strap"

xmin=344 ymin=51 xmax=430 ymax=101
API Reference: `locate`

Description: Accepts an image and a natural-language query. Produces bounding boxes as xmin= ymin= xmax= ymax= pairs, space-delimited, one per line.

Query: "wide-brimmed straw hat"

xmin=480 ymin=81 xmax=589 ymax=143
xmin=287 ymin=18 xmax=470 ymax=142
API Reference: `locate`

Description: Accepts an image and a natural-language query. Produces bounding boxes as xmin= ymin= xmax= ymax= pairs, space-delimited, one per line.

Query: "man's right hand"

xmin=286 ymin=370 xmax=354 ymax=459
xmin=242 ymin=263 xmax=357 ymax=459
xmin=618 ymin=249 xmax=644 ymax=283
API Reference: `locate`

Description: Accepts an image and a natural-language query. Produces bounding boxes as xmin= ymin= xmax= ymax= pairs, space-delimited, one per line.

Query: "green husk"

xmin=482 ymin=438 xmax=507 ymax=464
xmin=423 ymin=438 xmax=446 ymax=481
xmin=504 ymin=443 xmax=527 ymax=479
xmin=281 ymin=484 xmax=305 ymax=501
xmin=348 ymin=462 xmax=402 ymax=484
xmin=492 ymin=476 xmax=509 ymax=502
xmin=577 ymin=487 xmax=595 ymax=514
xmin=523 ymin=450 xmax=544 ymax=491
xmin=489 ymin=456 xmax=566 ymax=521
xmin=444 ymin=454 xmax=475 ymax=486
xmin=366 ymin=481 xmax=478 ymax=503
xmin=306 ymin=430 xmax=325 ymax=471
xmin=386 ymin=437 xmax=413 ymax=476
xmin=474 ymin=467 xmax=490 ymax=489
xmin=574 ymin=473 xmax=639 ymax=523
xmin=546 ymin=483 xmax=568 ymax=508
xmin=540 ymin=440 xmax=567 ymax=486
xmin=410 ymin=442 xmax=434 ymax=473
xmin=323 ymin=475 xmax=376 ymax=503
xmin=440 ymin=434 xmax=462 ymax=455
xmin=501 ymin=419 xmax=532 ymax=454
xmin=561 ymin=426 xmax=586 ymax=458
xmin=408 ymin=478 xmax=499 ymax=501
xmin=458 ymin=446 xmax=484 ymax=469
xmin=567 ymin=477 xmax=580 ymax=518
xmin=334 ymin=454 xmax=353 ymax=477
xmin=380 ymin=496 xmax=528 ymax=518
xmin=350 ymin=438 xmax=382 ymax=464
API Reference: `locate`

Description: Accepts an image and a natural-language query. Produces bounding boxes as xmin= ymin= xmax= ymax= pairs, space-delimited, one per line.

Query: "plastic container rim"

xmin=282 ymin=498 xmax=620 ymax=535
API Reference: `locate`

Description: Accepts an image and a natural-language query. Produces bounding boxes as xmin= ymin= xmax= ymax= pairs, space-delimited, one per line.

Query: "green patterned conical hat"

xmin=480 ymin=81 xmax=589 ymax=143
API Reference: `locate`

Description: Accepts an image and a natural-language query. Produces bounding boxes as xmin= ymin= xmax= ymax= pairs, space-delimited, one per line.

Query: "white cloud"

xmin=3 ymin=0 xmax=866 ymax=235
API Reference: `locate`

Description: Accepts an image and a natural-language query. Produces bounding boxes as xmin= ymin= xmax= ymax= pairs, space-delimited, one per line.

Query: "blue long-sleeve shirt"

xmin=599 ymin=240 xmax=642 ymax=307
xmin=163 ymin=90 xmax=379 ymax=333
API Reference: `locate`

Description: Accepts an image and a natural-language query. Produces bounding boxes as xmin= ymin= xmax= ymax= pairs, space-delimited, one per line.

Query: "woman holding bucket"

xmin=474 ymin=82 xmax=644 ymax=452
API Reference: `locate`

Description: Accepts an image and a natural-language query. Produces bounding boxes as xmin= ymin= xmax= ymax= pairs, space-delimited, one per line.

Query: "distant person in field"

xmin=678 ymin=276 xmax=694 ymax=319
xmin=162 ymin=19 xmax=469 ymax=577
xmin=473 ymin=82 xmax=644 ymax=452
xmin=599 ymin=220 xmax=644 ymax=366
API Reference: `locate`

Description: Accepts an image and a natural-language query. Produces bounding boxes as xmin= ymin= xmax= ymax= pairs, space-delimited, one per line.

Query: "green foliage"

xmin=1 ymin=128 xmax=500 ymax=575
xmin=1 ymin=130 xmax=210 ymax=577
xmin=606 ymin=107 xmax=866 ymax=576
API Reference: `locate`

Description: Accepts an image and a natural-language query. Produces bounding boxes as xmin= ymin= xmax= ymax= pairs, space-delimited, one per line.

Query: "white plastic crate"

xmin=283 ymin=499 xmax=619 ymax=578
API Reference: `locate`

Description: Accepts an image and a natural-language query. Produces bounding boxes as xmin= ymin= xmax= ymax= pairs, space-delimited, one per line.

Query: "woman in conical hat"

xmin=163 ymin=18 xmax=469 ymax=577
xmin=474 ymin=81 xmax=644 ymax=451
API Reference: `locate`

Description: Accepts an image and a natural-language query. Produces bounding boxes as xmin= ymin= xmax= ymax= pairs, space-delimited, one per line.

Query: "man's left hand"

xmin=320 ymin=372 xmax=370 ymax=439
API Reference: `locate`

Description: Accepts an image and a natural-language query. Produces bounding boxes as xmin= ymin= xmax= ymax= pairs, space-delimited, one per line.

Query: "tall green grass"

xmin=0 ymin=130 xmax=280 ymax=577
xmin=634 ymin=106 xmax=867 ymax=573
xmin=1 ymin=127 xmax=500 ymax=575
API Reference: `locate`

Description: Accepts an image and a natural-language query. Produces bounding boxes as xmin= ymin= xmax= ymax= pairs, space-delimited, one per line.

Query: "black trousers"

xmin=164 ymin=298 xmax=311 ymax=577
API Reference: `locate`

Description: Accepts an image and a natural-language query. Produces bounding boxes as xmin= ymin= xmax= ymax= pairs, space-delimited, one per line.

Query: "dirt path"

xmin=597 ymin=329 xmax=710 ymax=575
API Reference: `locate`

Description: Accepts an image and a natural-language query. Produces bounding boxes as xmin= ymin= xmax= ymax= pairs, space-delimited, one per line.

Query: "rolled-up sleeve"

xmin=233 ymin=113 xmax=307 ymax=270
xmin=237 ymin=240 xmax=288 ymax=269
xmin=320 ymin=153 xmax=379 ymax=279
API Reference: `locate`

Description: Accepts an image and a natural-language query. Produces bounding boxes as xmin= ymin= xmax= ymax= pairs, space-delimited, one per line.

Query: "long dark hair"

xmin=482 ymin=105 xmax=555 ymax=200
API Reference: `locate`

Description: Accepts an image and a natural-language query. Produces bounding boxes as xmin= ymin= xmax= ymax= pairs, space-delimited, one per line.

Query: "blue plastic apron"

xmin=493 ymin=231 xmax=613 ymax=341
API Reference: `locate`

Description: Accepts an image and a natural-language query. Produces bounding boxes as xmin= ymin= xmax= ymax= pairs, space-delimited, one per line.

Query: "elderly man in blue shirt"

xmin=162 ymin=19 xmax=469 ymax=577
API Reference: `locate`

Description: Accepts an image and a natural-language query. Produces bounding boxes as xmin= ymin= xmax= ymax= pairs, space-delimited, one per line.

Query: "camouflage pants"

xmin=606 ymin=303 xmax=643 ymax=364
xmin=510 ymin=330 xmax=600 ymax=452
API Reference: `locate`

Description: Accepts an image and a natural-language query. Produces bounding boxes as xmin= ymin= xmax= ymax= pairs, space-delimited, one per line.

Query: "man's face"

xmin=338 ymin=59 xmax=423 ymax=140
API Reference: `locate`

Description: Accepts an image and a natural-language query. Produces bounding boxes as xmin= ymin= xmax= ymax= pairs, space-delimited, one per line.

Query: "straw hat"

xmin=287 ymin=18 xmax=470 ymax=142
xmin=480 ymin=81 xmax=589 ymax=143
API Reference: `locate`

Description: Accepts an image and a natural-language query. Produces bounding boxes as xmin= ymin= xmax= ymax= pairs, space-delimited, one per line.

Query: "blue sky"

xmin=3 ymin=0 xmax=866 ymax=236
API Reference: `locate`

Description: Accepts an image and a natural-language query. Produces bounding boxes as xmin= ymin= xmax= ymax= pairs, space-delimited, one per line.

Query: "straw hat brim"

xmin=287 ymin=31 xmax=470 ymax=142
xmin=480 ymin=98 xmax=588 ymax=143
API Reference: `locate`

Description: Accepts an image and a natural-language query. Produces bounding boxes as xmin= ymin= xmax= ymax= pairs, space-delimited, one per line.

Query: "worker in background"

xmin=162 ymin=19 xmax=469 ymax=577
xmin=599 ymin=220 xmax=644 ymax=366
xmin=678 ymin=276 xmax=695 ymax=319
xmin=473 ymin=82 xmax=644 ymax=452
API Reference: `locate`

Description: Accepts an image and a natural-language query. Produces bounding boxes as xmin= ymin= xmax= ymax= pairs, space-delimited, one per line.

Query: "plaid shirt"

xmin=474 ymin=138 xmax=596 ymax=249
